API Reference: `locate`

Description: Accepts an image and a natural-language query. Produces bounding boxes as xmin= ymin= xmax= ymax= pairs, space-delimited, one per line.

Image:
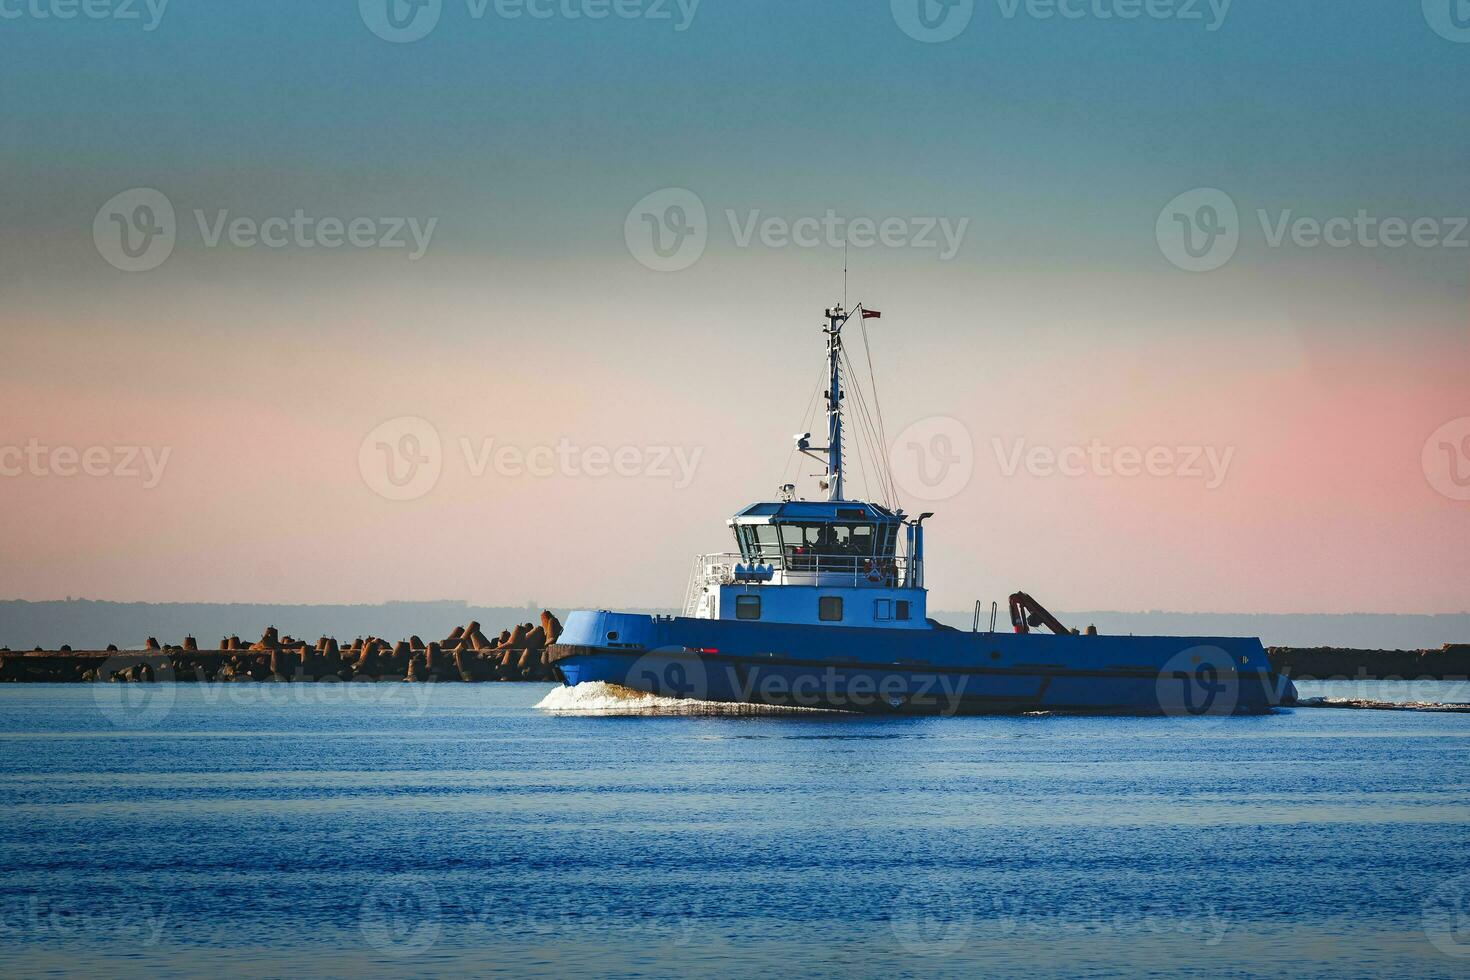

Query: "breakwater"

xmin=1266 ymin=644 xmax=1470 ymax=680
xmin=0 ymin=612 xmax=566 ymax=683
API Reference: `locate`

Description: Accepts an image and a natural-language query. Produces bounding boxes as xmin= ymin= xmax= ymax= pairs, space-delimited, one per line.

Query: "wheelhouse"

xmin=728 ymin=500 xmax=908 ymax=583
xmin=676 ymin=303 xmax=931 ymax=628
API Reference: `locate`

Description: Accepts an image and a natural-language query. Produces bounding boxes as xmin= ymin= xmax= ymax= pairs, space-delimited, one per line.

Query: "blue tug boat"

xmin=548 ymin=303 xmax=1297 ymax=715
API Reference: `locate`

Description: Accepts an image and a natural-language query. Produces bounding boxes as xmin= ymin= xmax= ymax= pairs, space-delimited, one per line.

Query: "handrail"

xmin=683 ymin=553 xmax=923 ymax=612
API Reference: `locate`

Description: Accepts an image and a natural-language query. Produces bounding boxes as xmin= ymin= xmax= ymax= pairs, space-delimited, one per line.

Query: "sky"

xmin=1 ymin=0 xmax=1467 ymax=614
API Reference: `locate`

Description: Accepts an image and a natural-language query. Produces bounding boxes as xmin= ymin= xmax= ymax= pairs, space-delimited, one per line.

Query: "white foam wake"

xmin=534 ymin=681 xmax=837 ymax=716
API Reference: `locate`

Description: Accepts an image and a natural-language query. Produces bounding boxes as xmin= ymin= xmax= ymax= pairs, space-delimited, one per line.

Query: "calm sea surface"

xmin=2 ymin=680 xmax=1469 ymax=978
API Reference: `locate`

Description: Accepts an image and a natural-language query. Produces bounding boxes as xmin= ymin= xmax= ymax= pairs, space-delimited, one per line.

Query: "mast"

xmin=824 ymin=305 xmax=846 ymax=501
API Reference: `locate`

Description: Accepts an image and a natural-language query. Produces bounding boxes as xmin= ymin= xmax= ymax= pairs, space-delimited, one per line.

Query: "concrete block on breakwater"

xmin=0 ymin=611 xmax=566 ymax=684
xmin=1265 ymin=644 xmax=1470 ymax=681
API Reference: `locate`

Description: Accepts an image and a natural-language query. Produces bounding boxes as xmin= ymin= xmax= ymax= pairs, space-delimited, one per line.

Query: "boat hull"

xmin=546 ymin=612 xmax=1298 ymax=716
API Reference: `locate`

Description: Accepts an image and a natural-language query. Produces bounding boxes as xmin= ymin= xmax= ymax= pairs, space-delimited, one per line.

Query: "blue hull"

xmin=547 ymin=611 xmax=1298 ymax=716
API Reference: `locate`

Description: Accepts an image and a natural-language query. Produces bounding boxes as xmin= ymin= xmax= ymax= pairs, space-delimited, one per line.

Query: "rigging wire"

xmin=840 ymin=345 xmax=891 ymax=509
xmin=858 ymin=311 xmax=899 ymax=507
xmin=839 ymin=355 xmax=872 ymax=500
xmin=780 ymin=370 xmax=824 ymax=492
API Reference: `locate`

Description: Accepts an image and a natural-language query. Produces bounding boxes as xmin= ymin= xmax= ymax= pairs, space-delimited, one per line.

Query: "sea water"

xmin=1 ymin=680 xmax=1468 ymax=978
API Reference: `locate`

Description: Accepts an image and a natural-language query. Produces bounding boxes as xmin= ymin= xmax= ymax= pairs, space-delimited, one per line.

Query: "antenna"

xmin=843 ymin=241 xmax=848 ymax=309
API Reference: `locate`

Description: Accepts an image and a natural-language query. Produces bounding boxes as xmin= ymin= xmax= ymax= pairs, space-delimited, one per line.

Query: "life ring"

xmin=865 ymin=560 xmax=883 ymax=584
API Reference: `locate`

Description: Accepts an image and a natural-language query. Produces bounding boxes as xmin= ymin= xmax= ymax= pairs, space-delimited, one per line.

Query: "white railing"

xmin=682 ymin=552 xmax=922 ymax=614
xmin=683 ymin=554 xmax=739 ymax=616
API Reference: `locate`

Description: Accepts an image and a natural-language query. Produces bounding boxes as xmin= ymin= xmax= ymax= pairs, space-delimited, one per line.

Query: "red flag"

xmin=862 ymin=309 xmax=882 ymax=319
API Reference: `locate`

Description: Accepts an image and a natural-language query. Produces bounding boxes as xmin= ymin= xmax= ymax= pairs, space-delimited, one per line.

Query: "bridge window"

xmin=819 ymin=596 xmax=844 ymax=621
xmin=874 ymin=598 xmax=892 ymax=621
xmin=735 ymin=595 xmax=761 ymax=620
xmin=752 ymin=524 xmax=781 ymax=558
xmin=895 ymin=600 xmax=910 ymax=621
